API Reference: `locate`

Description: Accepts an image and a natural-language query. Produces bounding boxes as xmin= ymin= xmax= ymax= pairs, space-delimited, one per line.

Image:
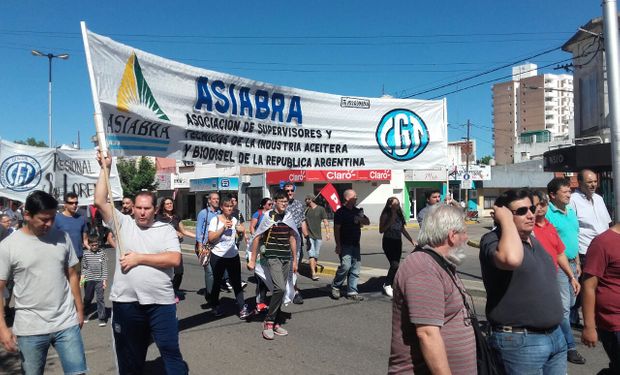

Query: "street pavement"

xmin=0 ymin=220 xmax=612 ymax=374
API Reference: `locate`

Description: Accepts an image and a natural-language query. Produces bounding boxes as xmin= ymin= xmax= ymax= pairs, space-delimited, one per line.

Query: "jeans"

xmin=209 ymin=254 xmax=245 ymax=309
xmin=203 ymin=263 xmax=214 ymax=301
xmin=255 ymin=276 xmax=268 ymax=304
xmin=17 ymin=324 xmax=87 ymax=375
xmin=571 ymin=254 xmax=587 ymax=325
xmin=331 ymin=244 xmax=361 ymax=296
xmin=112 ymin=302 xmax=187 ymax=375
xmin=84 ymin=280 xmax=106 ymax=322
xmin=264 ymin=257 xmax=290 ymax=323
xmin=489 ymin=325 xmax=567 ymax=374
xmin=599 ymin=329 xmax=620 ymax=372
xmin=307 ymin=238 xmax=322 ymax=259
xmin=382 ymin=237 xmax=402 ymax=287
xmin=557 ymin=262 xmax=577 ymax=350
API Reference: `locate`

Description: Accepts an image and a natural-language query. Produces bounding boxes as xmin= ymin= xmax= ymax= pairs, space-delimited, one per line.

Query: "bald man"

xmin=569 ymin=170 xmax=611 ymax=260
xmin=330 ymin=189 xmax=369 ymax=301
xmin=569 ymin=169 xmax=612 ymax=327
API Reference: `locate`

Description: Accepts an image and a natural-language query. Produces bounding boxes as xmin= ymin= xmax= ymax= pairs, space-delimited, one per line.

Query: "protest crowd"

xmin=1 ymin=157 xmax=619 ymax=374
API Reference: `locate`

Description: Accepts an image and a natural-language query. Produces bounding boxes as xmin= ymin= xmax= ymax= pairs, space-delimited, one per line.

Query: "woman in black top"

xmin=379 ymin=197 xmax=415 ymax=298
xmin=156 ymin=197 xmax=196 ymax=300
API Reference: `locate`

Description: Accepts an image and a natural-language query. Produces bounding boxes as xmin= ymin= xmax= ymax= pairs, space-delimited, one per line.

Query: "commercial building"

xmin=543 ymin=16 xmax=619 ymax=218
xmin=492 ymin=64 xmax=573 ymax=164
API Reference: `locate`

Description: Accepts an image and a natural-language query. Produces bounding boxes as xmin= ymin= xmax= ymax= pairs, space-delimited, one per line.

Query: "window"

xmin=484 ymin=196 xmax=497 ymax=209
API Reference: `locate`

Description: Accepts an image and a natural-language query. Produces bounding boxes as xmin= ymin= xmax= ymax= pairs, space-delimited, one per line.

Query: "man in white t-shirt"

xmin=95 ymin=153 xmax=187 ymax=375
xmin=569 ymin=169 xmax=612 ymax=327
xmin=0 ymin=190 xmax=87 ymax=374
xmin=569 ymin=169 xmax=612 ymax=259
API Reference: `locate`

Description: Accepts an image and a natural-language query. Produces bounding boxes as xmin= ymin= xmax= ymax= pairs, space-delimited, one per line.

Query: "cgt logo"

xmin=0 ymin=155 xmax=42 ymax=192
xmin=375 ymin=109 xmax=429 ymax=161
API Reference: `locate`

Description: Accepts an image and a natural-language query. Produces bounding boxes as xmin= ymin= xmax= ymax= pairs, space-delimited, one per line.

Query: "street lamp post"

xmin=32 ymin=50 xmax=69 ymax=147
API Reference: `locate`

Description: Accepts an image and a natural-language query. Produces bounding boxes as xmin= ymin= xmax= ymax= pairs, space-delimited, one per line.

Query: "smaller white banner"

xmin=0 ymin=140 xmax=55 ymax=202
xmin=0 ymin=140 xmax=123 ymax=204
xmin=55 ymin=149 xmax=123 ymax=204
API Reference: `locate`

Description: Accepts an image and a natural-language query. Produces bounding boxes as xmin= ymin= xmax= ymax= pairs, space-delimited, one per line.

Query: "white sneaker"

xmin=383 ymin=284 xmax=393 ymax=298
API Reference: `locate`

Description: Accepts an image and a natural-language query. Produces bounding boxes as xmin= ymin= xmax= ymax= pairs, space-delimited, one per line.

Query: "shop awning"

xmin=543 ymin=143 xmax=611 ymax=172
xmin=265 ymin=170 xmax=391 ymax=185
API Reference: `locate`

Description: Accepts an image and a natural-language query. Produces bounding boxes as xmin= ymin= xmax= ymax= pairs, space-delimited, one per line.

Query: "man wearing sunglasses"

xmin=480 ymin=189 xmax=566 ymax=374
xmin=55 ymin=192 xmax=89 ymax=264
xmin=545 ymin=177 xmax=586 ymax=365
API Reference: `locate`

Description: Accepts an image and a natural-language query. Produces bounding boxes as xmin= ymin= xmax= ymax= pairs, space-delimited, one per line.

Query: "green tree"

xmin=14 ymin=137 xmax=47 ymax=147
xmin=116 ymin=157 xmax=158 ymax=197
xmin=478 ymin=155 xmax=493 ymax=165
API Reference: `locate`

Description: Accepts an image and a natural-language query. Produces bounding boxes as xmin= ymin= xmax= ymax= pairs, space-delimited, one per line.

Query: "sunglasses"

xmin=511 ymin=205 xmax=536 ymax=216
xmin=65 ymin=201 xmax=79 ymax=205
xmin=284 ymin=189 xmax=294 ymax=193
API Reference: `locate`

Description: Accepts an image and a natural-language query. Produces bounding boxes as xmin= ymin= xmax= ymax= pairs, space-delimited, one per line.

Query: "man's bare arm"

xmin=120 ymin=251 xmax=181 ymax=273
xmin=0 ymin=280 xmax=17 ymax=352
xmin=66 ymin=266 xmax=84 ymax=328
xmin=94 ymin=152 xmax=114 ymax=224
xmin=416 ymin=325 xmax=452 ymax=374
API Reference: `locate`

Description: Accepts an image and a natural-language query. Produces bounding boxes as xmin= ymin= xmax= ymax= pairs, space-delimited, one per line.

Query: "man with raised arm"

xmin=479 ymin=189 xmax=565 ymax=374
xmin=95 ymin=152 xmax=187 ymax=374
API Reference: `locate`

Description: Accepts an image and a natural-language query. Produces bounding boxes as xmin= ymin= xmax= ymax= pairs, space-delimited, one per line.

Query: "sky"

xmin=0 ymin=0 xmax=607 ymax=159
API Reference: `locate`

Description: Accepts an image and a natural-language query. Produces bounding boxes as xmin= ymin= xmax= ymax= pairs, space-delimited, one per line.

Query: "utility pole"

xmin=603 ymin=0 xmax=620 ymax=222
xmin=464 ymin=119 xmax=471 ymax=213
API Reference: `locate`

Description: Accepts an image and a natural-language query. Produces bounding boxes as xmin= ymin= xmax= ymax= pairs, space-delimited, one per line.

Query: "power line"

xmin=428 ymin=57 xmax=575 ymax=99
xmin=0 ymin=29 xmax=575 ymax=39
xmin=402 ymin=45 xmax=564 ymax=98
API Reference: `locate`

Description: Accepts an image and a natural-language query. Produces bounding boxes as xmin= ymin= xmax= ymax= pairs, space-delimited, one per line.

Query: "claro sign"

xmin=266 ymin=169 xmax=391 ymax=185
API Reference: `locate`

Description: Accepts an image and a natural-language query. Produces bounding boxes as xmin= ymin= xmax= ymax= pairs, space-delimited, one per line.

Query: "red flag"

xmin=319 ymin=183 xmax=341 ymax=212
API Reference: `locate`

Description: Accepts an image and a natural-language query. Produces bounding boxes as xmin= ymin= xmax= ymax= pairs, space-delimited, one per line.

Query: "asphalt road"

xmin=0 ymin=221 xmax=612 ymax=374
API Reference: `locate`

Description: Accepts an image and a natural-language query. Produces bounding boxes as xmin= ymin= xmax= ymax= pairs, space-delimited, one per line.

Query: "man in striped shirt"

xmin=248 ymin=189 xmax=298 ymax=340
xmin=389 ymin=205 xmax=476 ymax=374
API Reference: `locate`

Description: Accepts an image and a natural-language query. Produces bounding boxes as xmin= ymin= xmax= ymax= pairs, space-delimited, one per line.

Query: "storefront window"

xmin=484 ymin=196 xmax=497 ymax=209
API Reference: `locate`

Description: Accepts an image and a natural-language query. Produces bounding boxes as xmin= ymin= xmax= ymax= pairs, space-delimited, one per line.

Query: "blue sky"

xmin=0 ymin=1 xmax=605 ymax=158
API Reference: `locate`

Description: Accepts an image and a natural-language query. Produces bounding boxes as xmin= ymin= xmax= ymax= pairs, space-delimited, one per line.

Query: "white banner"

xmin=83 ymin=28 xmax=448 ymax=170
xmin=0 ymin=141 xmax=123 ymax=204
xmin=0 ymin=140 xmax=55 ymax=202
xmin=55 ymin=149 xmax=123 ymax=205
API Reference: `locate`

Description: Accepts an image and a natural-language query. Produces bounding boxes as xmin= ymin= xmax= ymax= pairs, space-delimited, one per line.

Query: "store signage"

xmin=448 ymin=165 xmax=491 ymax=181
xmin=404 ymin=169 xmax=447 ymax=181
xmin=189 ymin=177 xmax=239 ymax=192
xmin=266 ymin=169 xmax=392 ymax=185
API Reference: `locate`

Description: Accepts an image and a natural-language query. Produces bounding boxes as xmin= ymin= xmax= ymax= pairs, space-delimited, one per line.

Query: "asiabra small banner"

xmin=83 ymin=28 xmax=448 ymax=170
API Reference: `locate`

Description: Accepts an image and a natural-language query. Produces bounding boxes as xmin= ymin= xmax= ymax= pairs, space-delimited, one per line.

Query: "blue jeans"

xmin=203 ymin=263 xmax=214 ymax=300
xmin=17 ymin=324 xmax=87 ymax=375
xmin=489 ymin=326 xmax=567 ymax=374
xmin=331 ymin=245 xmax=361 ymax=296
xmin=112 ymin=302 xmax=187 ymax=375
xmin=557 ymin=262 xmax=577 ymax=350
xmin=307 ymin=238 xmax=322 ymax=259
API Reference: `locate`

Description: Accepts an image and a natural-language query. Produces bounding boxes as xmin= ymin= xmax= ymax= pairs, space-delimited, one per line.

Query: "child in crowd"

xmin=81 ymin=231 xmax=108 ymax=326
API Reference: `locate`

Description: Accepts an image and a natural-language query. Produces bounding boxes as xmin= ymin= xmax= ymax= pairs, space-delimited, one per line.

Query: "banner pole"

xmin=80 ymin=21 xmax=125 ymax=256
